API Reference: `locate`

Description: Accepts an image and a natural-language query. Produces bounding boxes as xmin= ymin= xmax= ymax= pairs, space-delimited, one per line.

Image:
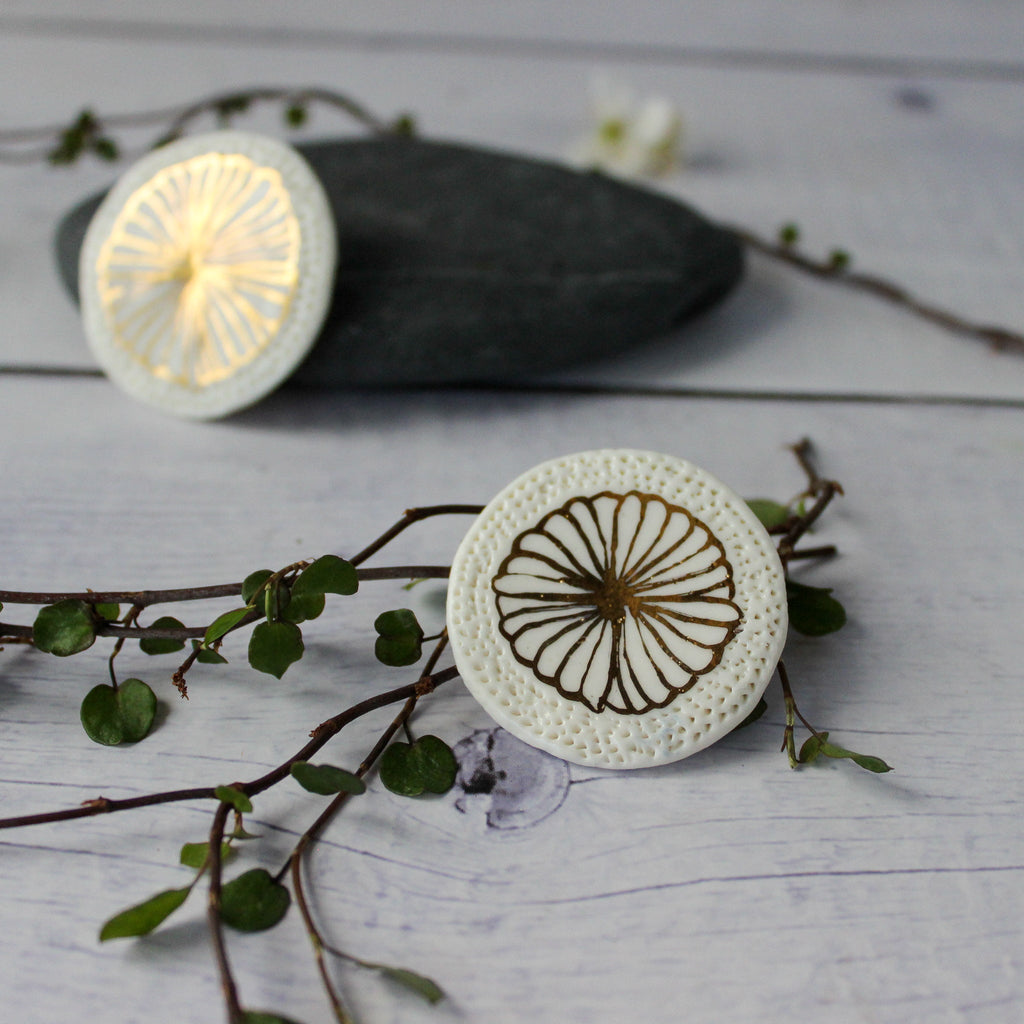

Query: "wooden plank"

xmin=1 ymin=380 xmax=1021 ymax=1022
xmin=1 ymin=33 xmax=1022 ymax=399
xmin=3 ymin=0 xmax=1023 ymax=68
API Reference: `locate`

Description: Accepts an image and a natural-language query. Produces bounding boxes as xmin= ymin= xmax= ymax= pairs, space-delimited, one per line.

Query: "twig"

xmin=0 ymin=565 xmax=452 ymax=609
xmin=776 ymin=438 xmax=843 ymax=566
xmin=0 ymin=86 xmax=411 ymax=165
xmin=0 ymin=668 xmax=458 ymax=831
xmin=286 ymin=635 xmax=449 ymax=1018
xmin=349 ymin=505 xmax=484 ymax=566
xmin=206 ymin=800 xmax=244 ymax=1024
xmin=732 ymin=225 xmax=1024 ymax=356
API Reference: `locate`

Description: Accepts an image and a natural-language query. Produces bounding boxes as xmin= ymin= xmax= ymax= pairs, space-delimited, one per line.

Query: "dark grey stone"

xmin=55 ymin=137 xmax=744 ymax=386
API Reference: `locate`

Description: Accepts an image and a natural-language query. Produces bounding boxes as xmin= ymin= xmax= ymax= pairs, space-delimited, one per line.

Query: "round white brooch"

xmin=79 ymin=131 xmax=336 ymax=418
xmin=446 ymin=450 xmax=788 ymax=769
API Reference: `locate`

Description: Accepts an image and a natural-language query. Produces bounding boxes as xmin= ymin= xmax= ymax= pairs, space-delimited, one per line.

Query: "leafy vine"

xmin=0 ymin=440 xmax=887 ymax=1023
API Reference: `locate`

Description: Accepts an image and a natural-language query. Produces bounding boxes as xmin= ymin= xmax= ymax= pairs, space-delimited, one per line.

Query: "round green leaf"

xmin=180 ymin=841 xmax=234 ymax=870
xmin=241 ymin=569 xmax=274 ymax=604
xmin=290 ymin=761 xmax=366 ymax=796
xmin=374 ymin=608 xmax=423 ymax=640
xmin=374 ymin=633 xmax=423 ymax=667
xmin=248 ymin=620 xmax=304 ymax=678
xmin=283 ymin=591 xmax=325 ymax=624
xmin=93 ymin=602 xmax=120 ymax=622
xmin=80 ymin=678 xmax=157 ymax=745
xmin=220 ymin=868 xmax=290 ymax=932
xmin=786 ymin=581 xmax=847 ymax=636
xmin=745 ymin=498 xmax=790 ymax=531
xmin=99 ymin=886 xmax=191 ymax=941
xmin=33 ymin=599 xmax=96 ymax=656
xmin=139 ymin=615 xmax=187 ymax=655
xmin=292 ymin=555 xmax=358 ymax=597
xmin=380 ymin=736 xmax=457 ymax=797
xmin=411 ymin=735 xmax=458 ymax=794
xmin=379 ymin=743 xmax=421 ymax=796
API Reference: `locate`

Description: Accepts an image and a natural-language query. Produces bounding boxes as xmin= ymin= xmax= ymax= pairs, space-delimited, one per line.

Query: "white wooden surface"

xmin=1 ymin=4 xmax=1022 ymax=1023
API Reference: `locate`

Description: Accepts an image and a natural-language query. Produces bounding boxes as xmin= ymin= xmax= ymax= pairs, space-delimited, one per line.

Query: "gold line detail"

xmin=94 ymin=152 xmax=302 ymax=389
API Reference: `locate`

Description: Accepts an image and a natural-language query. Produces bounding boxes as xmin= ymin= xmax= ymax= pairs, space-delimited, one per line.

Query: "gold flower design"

xmin=492 ymin=491 xmax=742 ymax=714
xmin=94 ymin=151 xmax=301 ymax=389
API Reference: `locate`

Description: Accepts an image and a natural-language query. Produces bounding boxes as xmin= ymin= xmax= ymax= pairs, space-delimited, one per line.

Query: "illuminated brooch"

xmin=79 ymin=131 xmax=336 ymax=419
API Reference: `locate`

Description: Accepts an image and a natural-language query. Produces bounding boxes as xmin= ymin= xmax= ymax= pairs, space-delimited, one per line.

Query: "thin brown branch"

xmin=285 ymin=634 xmax=449 ymax=1018
xmin=206 ymin=800 xmax=244 ymax=1024
xmin=349 ymin=506 xmax=484 ymax=567
xmin=732 ymin=225 xmax=1024 ymax=356
xmin=0 ymin=667 xmax=458 ymax=831
xmin=0 ymin=85 xmax=409 ymax=165
xmin=0 ymin=565 xmax=450 ymax=610
xmin=777 ymin=438 xmax=843 ymax=566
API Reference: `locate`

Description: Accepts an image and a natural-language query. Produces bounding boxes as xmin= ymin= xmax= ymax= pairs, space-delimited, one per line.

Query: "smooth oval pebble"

xmin=446 ymin=449 xmax=787 ymax=769
xmin=57 ymin=137 xmax=743 ymax=390
xmin=77 ymin=131 xmax=336 ymax=418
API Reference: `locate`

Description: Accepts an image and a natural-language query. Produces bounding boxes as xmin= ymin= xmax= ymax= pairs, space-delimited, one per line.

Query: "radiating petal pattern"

xmin=94 ymin=152 xmax=301 ymax=389
xmin=492 ymin=491 xmax=742 ymax=713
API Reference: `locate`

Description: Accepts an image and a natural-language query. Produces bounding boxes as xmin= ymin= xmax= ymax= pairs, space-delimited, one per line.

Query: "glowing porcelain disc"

xmin=447 ymin=450 xmax=788 ymax=769
xmin=79 ymin=131 xmax=336 ymax=418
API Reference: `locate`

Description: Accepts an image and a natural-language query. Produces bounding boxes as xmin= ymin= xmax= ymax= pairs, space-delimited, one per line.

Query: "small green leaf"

xmin=220 ymin=869 xmax=290 ymax=932
xmin=93 ymin=602 xmax=120 ymax=622
xmin=215 ymin=785 xmax=253 ymax=814
xmin=248 ymin=620 xmax=304 ymax=678
xmin=734 ymin=696 xmax=768 ymax=731
xmin=377 ymin=966 xmax=445 ymax=1005
xmin=779 ymin=221 xmax=800 ymax=246
xmin=746 ymin=499 xmax=790 ymax=531
xmin=292 ymin=555 xmax=358 ymax=598
xmin=241 ymin=1011 xmax=306 ymax=1024
xmin=798 ymin=731 xmax=828 ymax=764
xmin=290 ymin=761 xmax=366 ymax=796
xmin=374 ymin=608 xmax=424 ymax=666
xmin=33 ymin=599 xmax=96 ymax=656
xmin=193 ymin=639 xmax=228 ymax=664
xmin=180 ymin=841 xmax=234 ymax=870
xmin=205 ymin=606 xmax=250 ymax=646
xmin=241 ymin=569 xmax=274 ymax=605
xmin=786 ymin=580 xmax=847 ymax=636
xmin=374 ymin=634 xmax=423 ymax=666
xmin=818 ymin=740 xmax=893 ymax=773
xmin=99 ymin=886 xmax=190 ymax=941
xmin=284 ymin=103 xmax=308 ymax=128
xmin=80 ymin=678 xmax=157 ymax=745
xmin=391 ymin=113 xmax=417 ymax=136
xmin=93 ymin=136 xmax=119 ymax=161
xmin=282 ymin=591 xmax=325 ymax=624
xmin=374 ymin=608 xmax=423 ymax=639
xmin=139 ymin=616 xmax=187 ymax=655
xmin=829 ymin=248 xmax=852 ymax=271
xmin=380 ymin=736 xmax=457 ymax=797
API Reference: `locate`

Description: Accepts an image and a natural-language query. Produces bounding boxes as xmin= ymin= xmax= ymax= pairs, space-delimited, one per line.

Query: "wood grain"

xmin=1 ymin=3 xmax=1021 ymax=1022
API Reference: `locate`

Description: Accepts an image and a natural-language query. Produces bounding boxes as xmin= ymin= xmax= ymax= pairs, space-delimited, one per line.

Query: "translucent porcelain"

xmin=79 ymin=131 xmax=336 ymax=418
